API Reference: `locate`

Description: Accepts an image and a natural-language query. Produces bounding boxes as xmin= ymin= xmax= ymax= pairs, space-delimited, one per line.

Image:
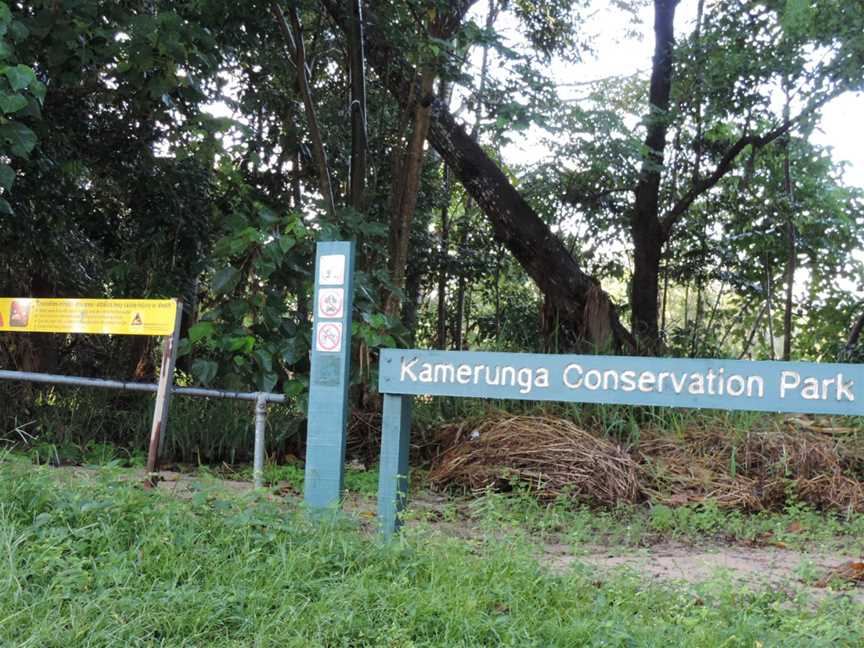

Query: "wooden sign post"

xmin=304 ymin=241 xmax=356 ymax=510
xmin=146 ymin=299 xmax=183 ymax=483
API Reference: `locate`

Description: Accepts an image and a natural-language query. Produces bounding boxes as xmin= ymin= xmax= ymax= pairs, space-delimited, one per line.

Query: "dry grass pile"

xmin=640 ymin=422 xmax=864 ymax=513
xmin=427 ymin=414 xmax=864 ymax=513
xmin=427 ymin=415 xmax=643 ymax=507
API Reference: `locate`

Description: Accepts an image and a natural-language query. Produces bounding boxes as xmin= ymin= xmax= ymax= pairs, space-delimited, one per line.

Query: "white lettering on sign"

xmin=316 ymin=322 xmax=343 ymax=353
xmin=780 ymin=371 xmax=854 ymax=401
xmin=384 ymin=350 xmax=861 ymax=413
xmin=399 ymin=356 xmax=550 ymax=395
xmin=562 ymin=363 xmax=766 ymax=398
xmin=317 ymin=288 xmax=344 ymax=319
xmin=319 ymin=255 xmax=345 ymax=285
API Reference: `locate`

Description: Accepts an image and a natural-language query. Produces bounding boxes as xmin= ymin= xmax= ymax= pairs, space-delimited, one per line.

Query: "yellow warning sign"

xmin=0 ymin=298 xmax=178 ymax=336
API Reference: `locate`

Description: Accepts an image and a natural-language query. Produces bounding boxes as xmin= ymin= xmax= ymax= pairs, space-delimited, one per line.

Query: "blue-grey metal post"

xmin=304 ymin=241 xmax=356 ymax=510
xmin=253 ymin=392 xmax=267 ymax=488
xmin=377 ymin=393 xmax=412 ymax=538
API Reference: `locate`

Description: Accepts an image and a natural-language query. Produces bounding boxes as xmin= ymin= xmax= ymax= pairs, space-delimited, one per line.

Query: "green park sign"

xmin=379 ymin=350 xmax=860 ymax=415
xmin=375 ymin=348 xmax=862 ymax=536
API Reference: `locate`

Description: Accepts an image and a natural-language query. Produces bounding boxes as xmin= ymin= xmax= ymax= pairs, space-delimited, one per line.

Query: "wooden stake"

xmin=145 ymin=299 xmax=182 ymax=487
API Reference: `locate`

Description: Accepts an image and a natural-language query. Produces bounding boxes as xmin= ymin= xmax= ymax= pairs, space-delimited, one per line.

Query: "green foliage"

xmin=183 ymin=200 xmax=313 ymax=394
xmin=2 ymin=0 xmax=864 ymax=467
xmin=236 ymin=460 xmax=379 ymax=496
xmin=0 ymin=1 xmax=43 ymax=214
xmin=0 ymin=383 xmax=305 ymax=466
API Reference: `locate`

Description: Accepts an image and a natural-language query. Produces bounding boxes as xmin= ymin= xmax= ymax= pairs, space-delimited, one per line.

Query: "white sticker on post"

xmin=319 ymin=254 xmax=346 ymax=285
xmin=317 ymin=288 xmax=344 ymax=319
xmin=315 ymin=321 xmax=343 ymax=353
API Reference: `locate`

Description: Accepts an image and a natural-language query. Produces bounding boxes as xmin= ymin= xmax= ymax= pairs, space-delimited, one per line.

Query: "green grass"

xmin=425 ymin=482 xmax=864 ymax=554
xmin=232 ymin=461 xmax=381 ymax=497
xmin=1 ymin=459 xmax=862 ymax=647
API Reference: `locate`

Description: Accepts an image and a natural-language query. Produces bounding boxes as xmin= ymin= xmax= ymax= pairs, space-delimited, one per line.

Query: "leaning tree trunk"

xmin=320 ymin=0 xmax=634 ymax=351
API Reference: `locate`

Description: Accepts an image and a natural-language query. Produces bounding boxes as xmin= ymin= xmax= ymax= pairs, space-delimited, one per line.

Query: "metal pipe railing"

xmin=0 ymin=369 xmax=286 ymax=488
xmin=0 ymin=369 xmax=286 ymax=402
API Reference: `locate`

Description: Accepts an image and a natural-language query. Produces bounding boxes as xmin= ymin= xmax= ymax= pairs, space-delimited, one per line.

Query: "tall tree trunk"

xmin=740 ymin=302 xmax=768 ymax=359
xmin=690 ymin=281 xmax=703 ymax=357
xmin=453 ymin=0 xmax=497 ymax=349
xmin=454 ymin=203 xmax=469 ymax=350
xmin=782 ymin=90 xmax=796 ymax=361
xmin=494 ymin=245 xmax=503 ymax=342
xmin=683 ymin=282 xmax=689 ymax=328
xmin=692 ymin=0 xmax=706 ymax=183
xmin=291 ymin=146 xmax=308 ymax=326
xmin=348 ymin=0 xmax=367 ymax=211
xmin=321 ymin=0 xmax=635 ymax=351
xmin=660 ymin=265 xmax=669 ymax=334
xmin=436 ymin=163 xmax=450 ymax=350
xmin=630 ymin=0 xmax=677 ymax=350
xmin=764 ymin=263 xmax=776 ymax=360
xmin=384 ymin=70 xmax=436 ymax=318
xmin=401 ymin=263 xmax=422 ymax=346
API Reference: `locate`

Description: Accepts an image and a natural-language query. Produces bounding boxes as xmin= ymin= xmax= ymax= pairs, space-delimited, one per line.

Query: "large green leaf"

xmin=211 ymin=266 xmax=240 ymax=294
xmin=252 ymin=349 xmax=272 ymax=372
xmin=0 ymin=92 xmax=26 ymax=114
xmin=0 ymin=121 xmax=35 ymax=157
xmin=8 ymin=20 xmax=28 ymax=42
xmin=255 ymin=370 xmax=277 ymax=393
xmin=191 ymin=359 xmax=218 ymax=385
xmin=187 ymin=321 xmax=215 ymax=343
xmin=257 ymin=204 xmax=280 ymax=224
xmin=278 ymin=235 xmax=295 ymax=253
xmin=0 ymin=162 xmax=13 ymax=190
xmin=4 ymin=64 xmax=35 ymax=91
xmin=0 ymin=197 xmax=11 ymax=215
xmin=227 ymin=335 xmax=255 ymax=352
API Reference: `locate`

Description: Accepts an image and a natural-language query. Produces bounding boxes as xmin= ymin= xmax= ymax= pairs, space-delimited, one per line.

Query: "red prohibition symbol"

xmin=317 ymin=322 xmax=342 ymax=352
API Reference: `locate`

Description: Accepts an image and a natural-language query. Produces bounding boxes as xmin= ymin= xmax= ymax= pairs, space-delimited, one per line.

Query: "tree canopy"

xmin=2 ymin=0 xmax=863 ymax=400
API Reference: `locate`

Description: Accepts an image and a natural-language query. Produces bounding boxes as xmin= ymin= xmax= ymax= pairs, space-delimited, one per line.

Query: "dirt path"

xmin=545 ymin=541 xmax=864 ymax=604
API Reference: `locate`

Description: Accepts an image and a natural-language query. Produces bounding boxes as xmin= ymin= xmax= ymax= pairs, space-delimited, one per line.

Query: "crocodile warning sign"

xmin=0 ymin=298 xmax=178 ymax=336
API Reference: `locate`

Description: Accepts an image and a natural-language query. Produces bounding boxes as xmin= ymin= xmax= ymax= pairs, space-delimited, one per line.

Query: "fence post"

xmin=253 ymin=392 xmax=267 ymax=488
xmin=377 ymin=393 xmax=412 ymax=539
xmin=146 ymin=299 xmax=182 ymax=484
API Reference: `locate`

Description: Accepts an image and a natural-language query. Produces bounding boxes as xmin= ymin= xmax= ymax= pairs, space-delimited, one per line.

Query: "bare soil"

xmin=548 ymin=542 xmax=864 ymax=604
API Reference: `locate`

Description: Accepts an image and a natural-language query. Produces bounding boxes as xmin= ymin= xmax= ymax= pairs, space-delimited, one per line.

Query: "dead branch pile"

xmin=427 ymin=414 xmax=864 ymax=513
xmin=427 ymin=415 xmax=644 ymax=507
xmin=639 ymin=424 xmax=864 ymax=512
